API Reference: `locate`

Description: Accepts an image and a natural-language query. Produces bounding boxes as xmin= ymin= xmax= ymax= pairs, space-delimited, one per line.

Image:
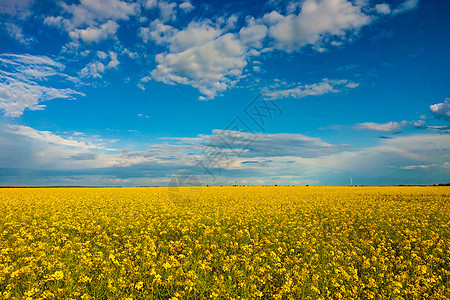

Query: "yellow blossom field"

xmin=0 ymin=186 xmax=449 ymax=299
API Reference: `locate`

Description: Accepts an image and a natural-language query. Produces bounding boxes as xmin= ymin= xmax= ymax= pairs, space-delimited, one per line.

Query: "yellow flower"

xmin=135 ymin=281 xmax=144 ymax=290
xmin=311 ymin=286 xmax=320 ymax=294
xmin=52 ymin=271 xmax=64 ymax=281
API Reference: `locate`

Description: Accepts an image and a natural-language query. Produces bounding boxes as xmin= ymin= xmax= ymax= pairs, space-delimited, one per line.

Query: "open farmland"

xmin=0 ymin=187 xmax=449 ymax=299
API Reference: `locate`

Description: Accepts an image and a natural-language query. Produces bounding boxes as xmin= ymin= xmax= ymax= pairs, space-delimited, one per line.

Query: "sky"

xmin=0 ymin=0 xmax=449 ymax=186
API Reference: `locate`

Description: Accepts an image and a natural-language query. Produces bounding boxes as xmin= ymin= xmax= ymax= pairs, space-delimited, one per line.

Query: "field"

xmin=0 ymin=187 xmax=449 ymax=299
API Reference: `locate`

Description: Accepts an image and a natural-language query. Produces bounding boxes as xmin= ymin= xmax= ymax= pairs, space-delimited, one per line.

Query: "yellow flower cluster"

xmin=0 ymin=186 xmax=449 ymax=299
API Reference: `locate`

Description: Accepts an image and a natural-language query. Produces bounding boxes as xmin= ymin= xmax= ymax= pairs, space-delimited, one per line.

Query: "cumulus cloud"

xmin=375 ymin=3 xmax=391 ymax=14
xmin=266 ymin=0 xmax=371 ymax=52
xmin=239 ymin=18 xmax=268 ymax=48
xmin=70 ymin=20 xmax=119 ymax=44
xmin=168 ymin=21 xmax=222 ymax=51
xmin=106 ymin=51 xmax=119 ymax=68
xmin=143 ymin=0 xmax=190 ymax=21
xmin=264 ymin=79 xmax=358 ymax=99
xmin=0 ymin=54 xmax=83 ymax=117
xmin=128 ymin=0 xmax=418 ymax=100
xmin=158 ymin=1 xmax=177 ymax=22
xmin=179 ymin=0 xmax=194 ymax=13
xmin=144 ymin=0 xmax=157 ymax=9
xmin=80 ymin=51 xmax=120 ymax=78
xmin=355 ymin=121 xmax=410 ymax=133
xmin=147 ymin=19 xmax=257 ymax=100
xmin=139 ymin=19 xmax=175 ymax=44
xmin=141 ymin=0 xmax=390 ymax=100
xmin=79 ymin=61 xmax=106 ymax=78
xmin=42 ymin=0 xmax=139 ymax=46
xmin=62 ymin=0 xmax=139 ymax=28
xmin=430 ymin=98 xmax=450 ymax=121
xmin=122 ymin=48 xmax=139 ymax=59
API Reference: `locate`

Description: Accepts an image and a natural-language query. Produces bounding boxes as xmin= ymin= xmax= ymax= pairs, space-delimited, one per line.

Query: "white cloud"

xmin=392 ymin=0 xmax=419 ymax=15
xmin=106 ymin=51 xmax=119 ymax=69
xmin=5 ymin=125 xmax=115 ymax=151
xmin=158 ymin=1 xmax=177 ymax=22
xmin=355 ymin=121 xmax=410 ymax=132
xmin=43 ymin=16 xmax=72 ymax=30
xmin=167 ymin=21 xmax=223 ymax=52
xmin=239 ymin=18 xmax=268 ymax=48
xmin=141 ymin=1 xmax=186 ymax=27
xmin=43 ymin=0 xmax=139 ymax=47
xmin=149 ymin=20 xmax=254 ymax=100
xmin=142 ymin=15 xmax=271 ymax=100
xmin=0 ymin=0 xmax=34 ymax=19
xmin=375 ymin=3 xmax=391 ymax=14
xmin=145 ymin=0 xmax=157 ymax=9
xmin=80 ymin=51 xmax=119 ymax=78
xmin=345 ymin=82 xmax=359 ymax=88
xmin=97 ymin=51 xmax=108 ymax=59
xmin=139 ymin=19 xmax=176 ymax=44
xmin=0 ymin=125 xmax=124 ymax=179
xmin=139 ymin=0 xmax=419 ymax=100
xmin=80 ymin=61 xmax=105 ymax=78
xmin=62 ymin=0 xmax=139 ymax=28
xmin=332 ymin=134 xmax=450 ymax=183
xmin=264 ymin=79 xmax=358 ymax=99
xmin=266 ymin=0 xmax=371 ymax=52
xmin=70 ymin=20 xmax=119 ymax=44
xmin=216 ymin=130 xmax=346 ymax=158
xmin=122 ymin=48 xmax=139 ymax=59
xmin=1 ymin=122 xmax=448 ymax=186
xmin=398 ymin=164 xmax=438 ymax=170
xmin=412 ymin=119 xmax=425 ymax=128
xmin=430 ymin=98 xmax=450 ymax=121
xmin=0 ymin=53 xmax=64 ymax=69
xmin=4 ymin=23 xmax=34 ymax=45
xmin=179 ymin=0 xmax=194 ymax=13
xmin=263 ymin=11 xmax=284 ymax=25
xmin=0 ymin=54 xmax=83 ymax=117
xmin=425 ymin=126 xmax=450 ymax=134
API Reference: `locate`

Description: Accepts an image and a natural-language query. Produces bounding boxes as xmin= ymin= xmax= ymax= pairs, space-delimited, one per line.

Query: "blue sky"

xmin=0 ymin=0 xmax=449 ymax=186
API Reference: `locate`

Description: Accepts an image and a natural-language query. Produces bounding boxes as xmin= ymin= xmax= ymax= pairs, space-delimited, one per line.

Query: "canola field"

xmin=0 ymin=186 xmax=449 ymax=299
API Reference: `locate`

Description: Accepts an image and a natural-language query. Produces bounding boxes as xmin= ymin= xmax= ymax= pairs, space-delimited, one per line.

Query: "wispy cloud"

xmin=4 ymin=23 xmax=34 ymax=45
xmin=5 ymin=125 xmax=116 ymax=151
xmin=264 ymin=79 xmax=358 ymax=100
xmin=0 ymin=54 xmax=84 ymax=117
xmin=355 ymin=121 xmax=410 ymax=133
xmin=392 ymin=0 xmax=419 ymax=15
